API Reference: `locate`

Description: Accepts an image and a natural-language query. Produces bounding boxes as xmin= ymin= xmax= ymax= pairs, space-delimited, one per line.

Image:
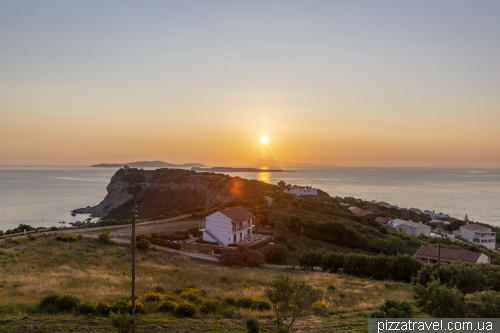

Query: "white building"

xmin=200 ymin=206 xmax=255 ymax=246
xmin=460 ymin=223 xmax=497 ymax=250
xmin=284 ymin=185 xmax=318 ymax=197
xmin=409 ymin=208 xmax=423 ymax=215
xmin=401 ymin=221 xmax=431 ymax=237
xmin=423 ymin=210 xmax=450 ymax=219
xmin=387 ymin=219 xmax=408 ymax=231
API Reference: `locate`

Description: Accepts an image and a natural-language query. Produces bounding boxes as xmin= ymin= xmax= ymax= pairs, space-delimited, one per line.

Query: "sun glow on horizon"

xmin=260 ymin=136 xmax=268 ymax=144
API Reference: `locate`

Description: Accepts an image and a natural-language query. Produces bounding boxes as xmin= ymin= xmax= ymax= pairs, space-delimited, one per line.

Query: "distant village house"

xmin=414 ymin=245 xmax=490 ymax=264
xmin=423 ymin=210 xmax=450 ymax=219
xmin=400 ymin=221 xmax=431 ymax=237
xmin=348 ymin=206 xmax=373 ymax=216
xmin=284 ymin=185 xmax=318 ymax=197
xmin=460 ymin=223 xmax=497 ymax=250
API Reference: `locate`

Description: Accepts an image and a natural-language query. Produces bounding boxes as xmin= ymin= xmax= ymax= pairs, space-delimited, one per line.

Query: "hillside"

xmin=73 ymin=168 xmax=499 ymax=261
xmin=73 ymin=167 xmax=279 ymax=220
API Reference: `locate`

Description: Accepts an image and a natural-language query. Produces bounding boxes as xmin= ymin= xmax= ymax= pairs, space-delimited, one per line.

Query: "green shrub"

xmin=144 ymin=292 xmax=163 ymax=302
xmin=111 ymin=299 xmax=128 ymax=314
xmin=245 ymin=317 xmax=261 ymax=333
xmin=10 ymin=238 xmax=21 ymax=244
xmin=158 ymin=300 xmax=177 ymax=312
xmin=175 ymin=301 xmax=196 ymax=317
xmin=327 ymin=283 xmax=336 ymax=291
xmin=98 ymin=230 xmax=111 ymax=244
xmin=154 ymin=286 xmax=165 ymax=293
xmin=180 ymin=288 xmax=204 ymax=303
xmin=76 ymin=302 xmax=97 ymax=315
xmin=163 ymin=294 xmax=175 ymax=302
xmin=55 ymin=234 xmax=77 ymax=242
xmin=65 ymin=234 xmax=77 ymax=242
xmin=223 ymin=296 xmax=237 ymax=305
xmin=312 ymin=301 xmax=328 ymax=315
xmin=55 ymin=294 xmax=80 ymax=312
xmin=110 ymin=312 xmax=136 ymax=333
xmin=96 ymin=302 xmax=111 ymax=316
xmin=199 ymin=298 xmax=219 ymax=314
xmin=235 ymin=297 xmax=253 ymax=309
xmin=126 ymin=300 xmax=145 ymax=314
xmin=28 ymin=235 xmax=36 ymax=241
xmin=252 ymin=297 xmax=271 ymax=311
xmin=136 ymin=238 xmax=151 ymax=251
xmin=219 ymin=276 xmax=231 ymax=284
xmin=370 ymin=298 xmax=413 ymax=318
xmin=40 ymin=294 xmax=60 ymax=308
xmin=220 ymin=306 xmax=237 ymax=319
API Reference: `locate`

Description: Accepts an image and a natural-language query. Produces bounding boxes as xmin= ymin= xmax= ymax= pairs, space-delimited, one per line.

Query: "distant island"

xmin=90 ymin=160 xmax=206 ymax=168
xmin=191 ymin=167 xmax=288 ymax=173
xmin=248 ymin=159 xmax=339 ymax=168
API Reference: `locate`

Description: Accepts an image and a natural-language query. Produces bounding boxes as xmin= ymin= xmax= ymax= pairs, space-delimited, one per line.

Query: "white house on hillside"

xmin=401 ymin=221 xmax=431 ymax=237
xmin=387 ymin=219 xmax=408 ymax=231
xmin=460 ymin=223 xmax=497 ymax=250
xmin=284 ymin=185 xmax=318 ymax=197
xmin=200 ymin=206 xmax=256 ymax=246
xmin=424 ymin=210 xmax=450 ymax=219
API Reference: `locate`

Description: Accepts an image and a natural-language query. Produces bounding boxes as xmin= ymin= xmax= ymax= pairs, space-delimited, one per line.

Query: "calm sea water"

xmin=0 ymin=167 xmax=499 ymax=231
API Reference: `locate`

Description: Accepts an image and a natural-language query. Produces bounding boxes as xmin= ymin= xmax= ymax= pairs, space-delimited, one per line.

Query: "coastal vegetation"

xmin=0 ymin=233 xmax=412 ymax=332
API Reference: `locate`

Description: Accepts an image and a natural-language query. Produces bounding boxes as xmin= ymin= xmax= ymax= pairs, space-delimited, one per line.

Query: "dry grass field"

xmin=0 ymin=233 xmax=413 ymax=332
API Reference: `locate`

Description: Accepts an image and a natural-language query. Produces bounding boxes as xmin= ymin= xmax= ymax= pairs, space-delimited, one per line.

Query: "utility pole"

xmin=131 ymin=198 xmax=136 ymax=316
xmin=300 ymin=227 xmax=304 ymax=258
xmin=437 ymin=239 xmax=441 ymax=280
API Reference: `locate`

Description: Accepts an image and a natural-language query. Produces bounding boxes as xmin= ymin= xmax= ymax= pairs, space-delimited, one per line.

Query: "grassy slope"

xmin=0 ymin=234 xmax=413 ymax=332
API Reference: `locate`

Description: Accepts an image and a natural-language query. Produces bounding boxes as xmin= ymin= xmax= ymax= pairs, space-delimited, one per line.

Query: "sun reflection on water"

xmin=258 ymin=172 xmax=271 ymax=184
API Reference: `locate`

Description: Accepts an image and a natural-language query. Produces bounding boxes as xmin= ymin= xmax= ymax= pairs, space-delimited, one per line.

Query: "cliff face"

xmin=73 ymin=168 xmax=278 ymax=220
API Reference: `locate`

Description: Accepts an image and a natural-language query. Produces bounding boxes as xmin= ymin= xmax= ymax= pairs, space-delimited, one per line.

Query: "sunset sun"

xmin=260 ymin=136 xmax=268 ymax=144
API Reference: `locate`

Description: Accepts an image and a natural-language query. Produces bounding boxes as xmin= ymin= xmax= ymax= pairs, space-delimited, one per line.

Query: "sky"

xmin=1 ymin=1 xmax=500 ymax=167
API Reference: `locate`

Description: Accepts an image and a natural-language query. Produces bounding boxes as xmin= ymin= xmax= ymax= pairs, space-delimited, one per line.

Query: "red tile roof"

xmin=219 ymin=206 xmax=256 ymax=223
xmin=375 ymin=217 xmax=394 ymax=224
xmin=434 ymin=221 xmax=446 ymax=228
xmin=414 ymin=245 xmax=483 ymax=263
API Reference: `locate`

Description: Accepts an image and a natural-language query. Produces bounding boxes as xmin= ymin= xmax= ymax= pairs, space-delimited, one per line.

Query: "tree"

xmin=321 ymin=252 xmax=345 ymax=273
xmin=268 ymin=211 xmax=290 ymax=229
xmin=412 ymin=215 xmax=421 ymax=222
xmin=413 ymin=280 xmax=466 ymax=318
xmin=465 ymin=291 xmax=500 ymax=318
xmin=219 ymin=246 xmax=265 ymax=268
xmin=262 ymin=244 xmax=288 ymax=264
xmin=299 ymin=250 xmax=323 ymax=270
xmin=266 ymin=275 xmax=321 ymax=330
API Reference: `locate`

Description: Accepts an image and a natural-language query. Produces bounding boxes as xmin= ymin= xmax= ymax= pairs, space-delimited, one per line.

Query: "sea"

xmin=0 ymin=166 xmax=499 ymax=231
